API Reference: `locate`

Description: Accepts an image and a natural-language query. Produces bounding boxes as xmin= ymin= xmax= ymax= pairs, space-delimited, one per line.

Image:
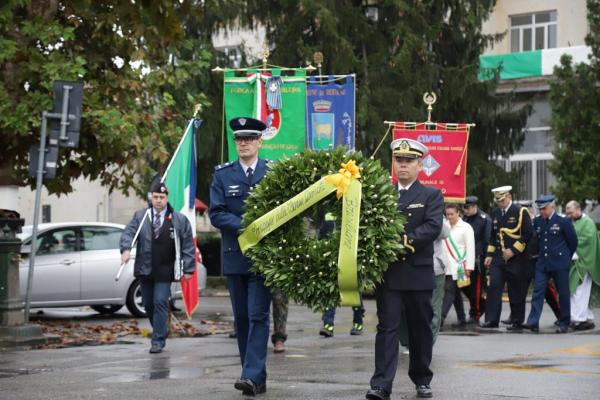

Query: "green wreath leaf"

xmin=242 ymin=147 xmax=405 ymax=312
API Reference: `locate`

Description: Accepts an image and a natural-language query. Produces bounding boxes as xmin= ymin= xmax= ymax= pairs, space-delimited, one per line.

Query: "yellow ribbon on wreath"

xmin=238 ymin=160 xmax=362 ymax=306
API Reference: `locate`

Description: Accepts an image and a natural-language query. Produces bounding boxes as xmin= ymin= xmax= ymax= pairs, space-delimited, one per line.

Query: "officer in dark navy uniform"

xmin=481 ymin=186 xmax=533 ymax=331
xmin=209 ymin=117 xmax=271 ymax=396
xmin=367 ymin=138 xmax=444 ymax=400
xmin=462 ymin=195 xmax=492 ymax=322
xmin=523 ymin=195 xmax=578 ymax=333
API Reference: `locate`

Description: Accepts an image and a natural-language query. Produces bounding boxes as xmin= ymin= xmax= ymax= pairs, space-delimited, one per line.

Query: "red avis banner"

xmin=392 ymin=122 xmax=470 ymax=203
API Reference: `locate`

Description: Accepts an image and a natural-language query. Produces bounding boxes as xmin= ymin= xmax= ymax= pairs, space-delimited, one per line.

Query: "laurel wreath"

xmin=241 ymin=147 xmax=405 ymax=312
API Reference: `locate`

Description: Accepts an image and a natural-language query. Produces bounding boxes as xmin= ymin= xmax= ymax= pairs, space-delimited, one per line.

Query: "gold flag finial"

xmin=313 ymin=52 xmax=324 ymax=75
xmin=193 ymin=104 xmax=202 ymax=118
xmin=261 ymin=43 xmax=270 ymax=69
xmin=423 ymin=92 xmax=437 ymax=122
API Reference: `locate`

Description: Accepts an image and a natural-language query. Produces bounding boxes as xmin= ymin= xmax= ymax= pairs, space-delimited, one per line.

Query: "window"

xmin=36 ymin=228 xmax=78 ymax=255
xmin=510 ymin=11 xmax=557 ymax=52
xmin=42 ymin=205 xmax=51 ymax=223
xmin=81 ymin=227 xmax=122 ymax=251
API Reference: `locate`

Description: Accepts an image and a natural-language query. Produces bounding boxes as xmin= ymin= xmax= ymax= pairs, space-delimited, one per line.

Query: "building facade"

xmin=480 ymin=0 xmax=590 ymax=203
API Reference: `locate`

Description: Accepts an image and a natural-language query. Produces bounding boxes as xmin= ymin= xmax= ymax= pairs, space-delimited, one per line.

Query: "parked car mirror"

xmin=20 ymin=244 xmax=32 ymax=255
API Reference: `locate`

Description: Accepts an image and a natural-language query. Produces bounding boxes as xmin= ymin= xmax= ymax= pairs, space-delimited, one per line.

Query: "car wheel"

xmin=126 ymin=279 xmax=147 ymax=317
xmin=90 ymin=305 xmax=123 ymax=314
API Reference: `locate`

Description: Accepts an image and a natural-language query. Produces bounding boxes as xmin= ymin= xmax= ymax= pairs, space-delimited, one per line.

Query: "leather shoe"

xmin=365 ymin=387 xmax=390 ymax=400
xmin=234 ymin=378 xmax=266 ymax=396
xmin=416 ymin=384 xmax=433 ymax=398
xmin=506 ymin=323 xmax=523 ymax=332
xmin=452 ymin=320 xmax=467 ymax=327
xmin=501 ymin=318 xmax=513 ymax=325
xmin=555 ymin=325 xmax=569 ymax=334
xmin=573 ymin=321 xmax=595 ymax=331
xmin=522 ymin=323 xmax=539 ymax=333
xmin=479 ymin=321 xmax=499 ymax=329
xmin=273 ymin=340 xmax=286 ymax=353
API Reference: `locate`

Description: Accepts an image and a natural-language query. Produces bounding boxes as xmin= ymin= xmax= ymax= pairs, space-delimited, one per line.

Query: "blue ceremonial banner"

xmin=306 ymin=75 xmax=355 ymax=150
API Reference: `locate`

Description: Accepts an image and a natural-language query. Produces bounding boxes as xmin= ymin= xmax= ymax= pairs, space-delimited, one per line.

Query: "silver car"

xmin=18 ymin=222 xmax=207 ymax=317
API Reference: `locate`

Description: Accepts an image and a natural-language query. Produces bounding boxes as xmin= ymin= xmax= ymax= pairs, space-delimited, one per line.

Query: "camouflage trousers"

xmin=271 ymin=288 xmax=288 ymax=344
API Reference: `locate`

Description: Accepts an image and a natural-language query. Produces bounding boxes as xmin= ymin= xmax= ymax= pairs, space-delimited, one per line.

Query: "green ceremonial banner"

xmin=224 ymin=69 xmax=306 ymax=161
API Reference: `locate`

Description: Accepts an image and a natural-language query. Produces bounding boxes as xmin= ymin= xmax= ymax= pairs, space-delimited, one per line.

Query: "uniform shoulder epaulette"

xmin=215 ymin=161 xmax=233 ymax=171
xmin=481 ymin=214 xmax=487 ymax=219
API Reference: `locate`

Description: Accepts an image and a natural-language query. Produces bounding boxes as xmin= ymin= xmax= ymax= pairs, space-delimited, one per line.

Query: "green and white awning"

xmin=479 ymin=46 xmax=591 ymax=80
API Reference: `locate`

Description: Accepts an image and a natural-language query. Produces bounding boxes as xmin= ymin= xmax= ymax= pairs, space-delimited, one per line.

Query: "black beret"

xmin=229 ymin=117 xmax=266 ymax=138
xmin=150 ymin=181 xmax=169 ymax=194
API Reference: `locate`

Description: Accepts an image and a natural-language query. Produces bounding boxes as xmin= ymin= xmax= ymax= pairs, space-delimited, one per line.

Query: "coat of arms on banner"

xmin=263 ymin=109 xmax=281 ymax=140
xmin=311 ymin=100 xmax=335 ymax=149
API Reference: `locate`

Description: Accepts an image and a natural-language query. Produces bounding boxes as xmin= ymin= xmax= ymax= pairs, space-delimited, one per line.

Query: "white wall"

xmin=482 ymin=0 xmax=588 ymax=55
xmin=16 ymin=177 xmax=146 ymax=226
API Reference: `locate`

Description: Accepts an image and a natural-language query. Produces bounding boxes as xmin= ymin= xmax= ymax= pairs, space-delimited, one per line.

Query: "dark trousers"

xmin=227 ymin=274 xmax=272 ymax=385
xmin=322 ymin=294 xmax=365 ymax=325
xmin=526 ymin=267 xmax=571 ymax=328
xmin=485 ymin=260 xmax=527 ymax=325
xmin=371 ymin=287 xmax=433 ymax=393
xmin=140 ymin=280 xmax=171 ymax=347
xmin=524 ymin=259 xmax=561 ymax=320
xmin=461 ymin=258 xmax=486 ymax=320
xmin=441 ymin=276 xmax=466 ymax=323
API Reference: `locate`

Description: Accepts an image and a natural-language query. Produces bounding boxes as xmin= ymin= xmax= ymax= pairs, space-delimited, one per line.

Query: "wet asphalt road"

xmin=1 ymin=296 xmax=599 ymax=400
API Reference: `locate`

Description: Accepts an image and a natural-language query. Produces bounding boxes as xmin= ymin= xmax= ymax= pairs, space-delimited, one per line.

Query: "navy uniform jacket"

xmin=209 ymin=159 xmax=269 ymax=275
xmin=463 ymin=209 xmax=492 ymax=258
xmin=486 ymin=203 xmax=533 ymax=264
xmin=533 ymin=213 xmax=578 ymax=271
xmin=384 ymin=180 xmax=444 ymax=291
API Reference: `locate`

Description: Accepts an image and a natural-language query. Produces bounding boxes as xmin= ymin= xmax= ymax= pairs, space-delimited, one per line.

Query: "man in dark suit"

xmin=523 ymin=195 xmax=578 ymax=333
xmin=209 ymin=117 xmax=271 ymax=396
xmin=462 ymin=195 xmax=492 ymax=323
xmin=367 ymin=138 xmax=444 ymax=400
xmin=481 ymin=186 xmax=533 ymax=332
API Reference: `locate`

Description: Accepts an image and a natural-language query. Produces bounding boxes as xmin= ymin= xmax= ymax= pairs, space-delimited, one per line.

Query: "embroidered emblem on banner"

xmin=422 ymin=154 xmax=440 ymax=177
xmin=262 ymin=110 xmax=281 ymax=140
xmin=313 ymin=100 xmax=332 ymax=112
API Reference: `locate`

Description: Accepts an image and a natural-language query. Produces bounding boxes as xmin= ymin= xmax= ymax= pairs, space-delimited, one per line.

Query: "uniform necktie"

xmin=153 ymin=213 xmax=161 ymax=239
xmin=246 ymin=167 xmax=254 ymax=183
xmin=501 ymin=209 xmax=506 ymax=217
xmin=399 ymin=189 xmax=407 ymax=199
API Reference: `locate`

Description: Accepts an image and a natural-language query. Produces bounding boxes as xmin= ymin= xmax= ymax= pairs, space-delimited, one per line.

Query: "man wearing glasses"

xmin=209 ymin=117 xmax=272 ymax=396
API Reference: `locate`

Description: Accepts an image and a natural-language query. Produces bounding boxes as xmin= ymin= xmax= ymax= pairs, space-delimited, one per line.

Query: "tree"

xmin=237 ymin=0 xmax=530 ymax=206
xmin=0 ymin=0 xmax=211 ymax=196
xmin=549 ymin=0 xmax=600 ymax=204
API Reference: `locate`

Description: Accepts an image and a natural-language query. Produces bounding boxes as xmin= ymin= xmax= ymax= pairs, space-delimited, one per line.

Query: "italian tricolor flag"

xmin=162 ymin=119 xmax=200 ymax=319
xmin=479 ymin=46 xmax=591 ymax=80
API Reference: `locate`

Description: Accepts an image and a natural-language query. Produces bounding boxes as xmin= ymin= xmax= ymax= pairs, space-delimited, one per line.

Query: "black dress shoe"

xmin=573 ymin=321 xmax=595 ymax=331
xmin=234 ymin=378 xmax=266 ymax=396
xmin=522 ymin=323 xmax=539 ymax=333
xmin=452 ymin=320 xmax=467 ymax=327
xmin=555 ymin=325 xmax=569 ymax=334
xmin=506 ymin=323 xmax=523 ymax=332
xmin=416 ymin=384 xmax=433 ymax=398
xmin=479 ymin=321 xmax=499 ymax=328
xmin=365 ymin=387 xmax=390 ymax=400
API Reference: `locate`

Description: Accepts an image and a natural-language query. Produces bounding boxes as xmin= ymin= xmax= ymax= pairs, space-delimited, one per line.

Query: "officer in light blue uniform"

xmin=523 ymin=195 xmax=578 ymax=333
xmin=209 ymin=117 xmax=272 ymax=396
